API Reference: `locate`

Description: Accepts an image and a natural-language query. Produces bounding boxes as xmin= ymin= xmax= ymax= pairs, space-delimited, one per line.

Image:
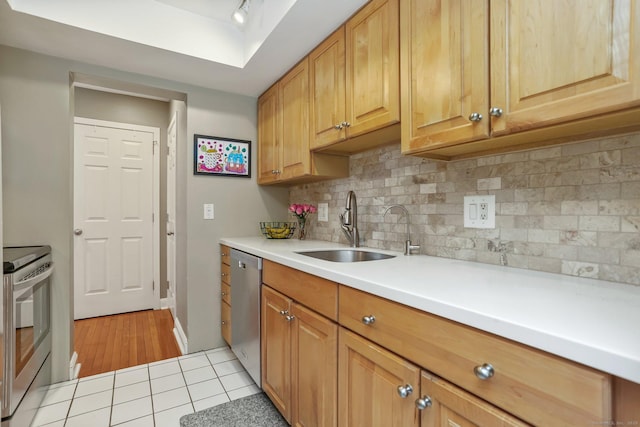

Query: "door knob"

xmin=489 ymin=107 xmax=503 ymax=117
xmin=468 ymin=112 xmax=483 ymax=122
xmin=397 ymin=384 xmax=413 ymax=398
xmin=74 ymin=229 xmax=83 ymax=236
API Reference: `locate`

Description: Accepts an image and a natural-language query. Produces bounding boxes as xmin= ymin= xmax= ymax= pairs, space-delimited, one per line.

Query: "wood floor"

xmin=74 ymin=309 xmax=182 ymax=378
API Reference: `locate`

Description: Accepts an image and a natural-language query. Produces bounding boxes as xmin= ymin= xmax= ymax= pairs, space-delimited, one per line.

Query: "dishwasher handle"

xmin=230 ymin=248 xmax=263 ymax=271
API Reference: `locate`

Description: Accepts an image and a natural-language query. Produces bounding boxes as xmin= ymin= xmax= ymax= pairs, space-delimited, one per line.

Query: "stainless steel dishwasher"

xmin=230 ymin=248 xmax=262 ymax=387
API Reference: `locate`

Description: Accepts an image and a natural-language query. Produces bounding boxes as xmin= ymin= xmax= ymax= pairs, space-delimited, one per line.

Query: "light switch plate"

xmin=464 ymin=195 xmax=495 ymax=228
xmin=318 ymin=203 xmax=329 ymax=222
xmin=204 ymin=203 xmax=214 ymax=220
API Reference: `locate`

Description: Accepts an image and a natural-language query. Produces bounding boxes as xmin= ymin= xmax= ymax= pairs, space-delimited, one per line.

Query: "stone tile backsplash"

xmin=289 ymin=132 xmax=640 ymax=286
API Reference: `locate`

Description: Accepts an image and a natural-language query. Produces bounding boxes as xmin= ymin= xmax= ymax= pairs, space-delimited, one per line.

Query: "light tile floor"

xmin=33 ymin=346 xmax=261 ymax=427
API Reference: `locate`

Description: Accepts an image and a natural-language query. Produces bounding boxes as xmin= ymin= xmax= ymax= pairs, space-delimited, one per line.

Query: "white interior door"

xmin=166 ymin=113 xmax=177 ymax=318
xmin=73 ymin=119 xmax=159 ymax=320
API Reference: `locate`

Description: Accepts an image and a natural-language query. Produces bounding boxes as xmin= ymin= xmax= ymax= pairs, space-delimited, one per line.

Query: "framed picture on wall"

xmin=193 ymin=134 xmax=251 ymax=177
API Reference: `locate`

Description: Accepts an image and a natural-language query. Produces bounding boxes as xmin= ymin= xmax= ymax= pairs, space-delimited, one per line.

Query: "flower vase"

xmin=297 ymin=218 xmax=307 ymax=240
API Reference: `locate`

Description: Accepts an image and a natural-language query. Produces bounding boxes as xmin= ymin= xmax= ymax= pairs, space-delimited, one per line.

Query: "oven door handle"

xmin=14 ymin=263 xmax=54 ymax=292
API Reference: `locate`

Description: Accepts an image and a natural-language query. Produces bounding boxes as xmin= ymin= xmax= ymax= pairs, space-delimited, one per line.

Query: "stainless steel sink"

xmin=296 ymin=249 xmax=395 ymax=262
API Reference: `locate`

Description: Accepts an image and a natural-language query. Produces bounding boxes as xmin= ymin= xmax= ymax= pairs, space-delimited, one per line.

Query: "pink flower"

xmin=289 ymin=203 xmax=317 ymax=220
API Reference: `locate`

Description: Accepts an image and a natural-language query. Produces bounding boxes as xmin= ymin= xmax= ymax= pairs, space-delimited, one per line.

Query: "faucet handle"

xmin=405 ymin=240 xmax=420 ymax=256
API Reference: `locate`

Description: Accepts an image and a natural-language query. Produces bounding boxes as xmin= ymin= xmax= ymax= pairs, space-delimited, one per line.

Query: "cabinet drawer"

xmin=221 ymin=263 xmax=231 ymax=286
xmin=263 ymin=260 xmax=338 ymax=321
xmin=221 ymin=281 xmax=231 ymax=305
xmin=339 ymin=286 xmax=612 ymax=427
xmin=220 ymin=245 xmax=231 ymax=265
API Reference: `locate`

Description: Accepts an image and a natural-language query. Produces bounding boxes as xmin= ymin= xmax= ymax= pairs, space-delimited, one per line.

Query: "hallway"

xmin=74 ymin=309 xmax=182 ymax=378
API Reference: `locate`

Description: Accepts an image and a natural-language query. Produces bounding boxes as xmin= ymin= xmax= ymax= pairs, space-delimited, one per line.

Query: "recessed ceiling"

xmin=0 ymin=0 xmax=368 ymax=96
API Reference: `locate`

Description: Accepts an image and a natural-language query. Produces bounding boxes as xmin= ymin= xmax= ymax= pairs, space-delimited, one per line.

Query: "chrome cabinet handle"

xmin=341 ymin=121 xmax=351 ymax=127
xmin=221 ymin=320 xmax=226 ymax=325
xmin=279 ymin=310 xmax=288 ymax=316
xmin=489 ymin=107 xmax=503 ymax=117
xmin=334 ymin=123 xmax=343 ymax=130
xmin=74 ymin=229 xmax=83 ymax=236
xmin=221 ymin=291 xmax=226 ymax=296
xmin=474 ymin=363 xmax=495 ymax=380
xmin=415 ymin=396 xmax=433 ymax=410
xmin=362 ymin=315 xmax=376 ymax=325
xmin=397 ymin=384 xmax=413 ymax=398
xmin=285 ymin=314 xmax=295 ymax=322
xmin=271 ymin=169 xmax=281 ymax=174
xmin=468 ymin=112 xmax=483 ymax=122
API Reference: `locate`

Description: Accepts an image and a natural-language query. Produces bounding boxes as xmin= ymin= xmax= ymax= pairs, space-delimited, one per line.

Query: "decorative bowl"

xmin=259 ymin=222 xmax=297 ymax=239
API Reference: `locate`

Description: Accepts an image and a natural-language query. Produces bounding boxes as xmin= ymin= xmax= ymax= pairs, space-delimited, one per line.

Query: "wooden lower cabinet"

xmin=420 ymin=371 xmax=528 ymax=427
xmin=339 ymin=327 xmax=529 ymax=427
xmin=261 ymin=285 xmax=338 ymax=427
xmin=220 ymin=245 xmax=231 ymax=345
xmin=338 ymin=328 xmax=420 ymax=427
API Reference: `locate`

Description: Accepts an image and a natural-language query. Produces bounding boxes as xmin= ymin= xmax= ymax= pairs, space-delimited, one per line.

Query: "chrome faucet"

xmin=383 ymin=205 xmax=420 ymax=255
xmin=339 ymin=190 xmax=359 ymax=247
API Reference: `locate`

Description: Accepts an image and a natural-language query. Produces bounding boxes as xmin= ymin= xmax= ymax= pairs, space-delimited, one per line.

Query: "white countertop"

xmin=220 ymin=236 xmax=640 ymax=384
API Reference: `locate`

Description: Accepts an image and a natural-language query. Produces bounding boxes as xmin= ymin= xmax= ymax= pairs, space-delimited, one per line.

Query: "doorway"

xmin=73 ymin=118 xmax=160 ymax=319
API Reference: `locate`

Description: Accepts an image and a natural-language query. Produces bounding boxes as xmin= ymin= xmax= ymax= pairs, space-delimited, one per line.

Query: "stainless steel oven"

xmin=2 ymin=246 xmax=52 ymax=424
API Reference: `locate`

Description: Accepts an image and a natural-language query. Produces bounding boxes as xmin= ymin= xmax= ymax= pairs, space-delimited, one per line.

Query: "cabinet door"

xmin=310 ymin=28 xmax=347 ymax=149
xmin=338 ymin=328 xmax=420 ymax=427
xmin=257 ymin=84 xmax=281 ymax=184
xmin=261 ymin=286 xmax=292 ymax=422
xmin=491 ymin=0 xmax=640 ymax=135
xmin=279 ymin=58 xmax=311 ymax=181
xmin=401 ymin=0 xmax=489 ymax=153
xmin=291 ymin=302 xmax=338 ymax=427
xmin=419 ymin=371 xmax=530 ymax=427
xmin=345 ymin=0 xmax=400 ymax=138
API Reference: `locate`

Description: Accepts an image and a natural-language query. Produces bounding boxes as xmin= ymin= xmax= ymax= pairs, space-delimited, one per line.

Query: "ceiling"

xmin=0 ymin=0 xmax=368 ymax=97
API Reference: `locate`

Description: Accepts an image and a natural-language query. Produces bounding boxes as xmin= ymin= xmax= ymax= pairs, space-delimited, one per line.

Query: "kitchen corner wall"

xmin=290 ymin=132 xmax=640 ymax=287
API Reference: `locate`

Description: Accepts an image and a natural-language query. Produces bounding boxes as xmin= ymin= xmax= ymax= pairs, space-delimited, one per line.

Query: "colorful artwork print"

xmin=194 ymin=135 xmax=251 ymax=177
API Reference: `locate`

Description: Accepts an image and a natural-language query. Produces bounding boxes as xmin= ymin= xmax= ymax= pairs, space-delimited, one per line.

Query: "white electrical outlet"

xmin=318 ymin=203 xmax=329 ymax=222
xmin=464 ymin=195 xmax=495 ymax=228
xmin=204 ymin=203 xmax=214 ymax=220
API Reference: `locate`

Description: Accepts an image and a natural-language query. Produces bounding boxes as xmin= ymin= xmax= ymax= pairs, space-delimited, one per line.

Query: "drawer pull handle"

xmin=285 ymin=315 xmax=295 ymax=322
xmin=221 ymin=291 xmax=226 ymax=296
xmin=415 ymin=396 xmax=433 ymax=410
xmin=362 ymin=315 xmax=376 ymax=325
xmin=474 ymin=363 xmax=495 ymax=380
xmin=279 ymin=310 xmax=289 ymax=316
xmin=396 ymin=384 xmax=413 ymax=398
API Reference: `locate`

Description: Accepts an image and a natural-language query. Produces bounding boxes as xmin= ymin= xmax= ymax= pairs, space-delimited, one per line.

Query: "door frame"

xmin=166 ymin=112 xmax=177 ymax=318
xmin=73 ymin=116 xmax=161 ymax=312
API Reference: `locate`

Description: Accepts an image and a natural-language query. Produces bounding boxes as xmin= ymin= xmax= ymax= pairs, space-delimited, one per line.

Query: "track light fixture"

xmin=232 ymin=0 xmax=250 ymax=26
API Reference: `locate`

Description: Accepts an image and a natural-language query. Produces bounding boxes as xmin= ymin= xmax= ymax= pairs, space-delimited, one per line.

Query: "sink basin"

xmin=296 ymin=249 xmax=395 ymax=263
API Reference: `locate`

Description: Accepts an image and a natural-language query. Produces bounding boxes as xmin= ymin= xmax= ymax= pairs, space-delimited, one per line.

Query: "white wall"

xmin=0 ymin=44 xmax=288 ymax=381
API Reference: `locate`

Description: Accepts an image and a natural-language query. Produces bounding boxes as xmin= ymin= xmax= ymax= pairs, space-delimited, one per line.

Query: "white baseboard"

xmin=173 ymin=317 xmax=188 ymax=355
xmin=69 ymin=351 xmax=81 ymax=380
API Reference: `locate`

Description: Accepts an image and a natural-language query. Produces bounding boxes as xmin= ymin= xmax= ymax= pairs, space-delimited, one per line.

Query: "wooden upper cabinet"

xmin=279 ymin=58 xmax=311 ymax=181
xmin=257 ymin=83 xmax=280 ymax=184
xmin=310 ymin=28 xmax=347 ymax=149
xmin=401 ymin=0 xmax=490 ymax=153
xmin=345 ymin=0 xmax=400 ymax=138
xmin=491 ymin=0 xmax=640 ymax=135
xmin=310 ymin=0 xmax=400 ymax=152
xmin=401 ymin=0 xmax=640 ymax=159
